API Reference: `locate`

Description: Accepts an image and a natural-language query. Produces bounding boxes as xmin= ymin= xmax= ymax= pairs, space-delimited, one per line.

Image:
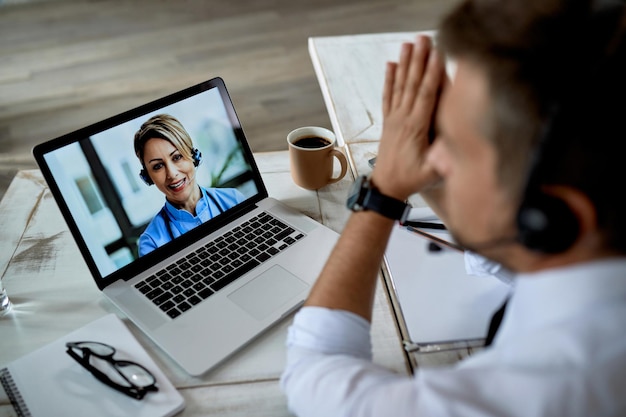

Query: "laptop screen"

xmin=34 ymin=78 xmax=267 ymax=287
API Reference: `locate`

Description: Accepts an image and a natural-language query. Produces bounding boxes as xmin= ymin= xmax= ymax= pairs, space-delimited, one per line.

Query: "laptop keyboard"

xmin=134 ymin=212 xmax=305 ymax=319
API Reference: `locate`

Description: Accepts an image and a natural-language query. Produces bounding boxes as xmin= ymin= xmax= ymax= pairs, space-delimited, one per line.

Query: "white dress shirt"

xmin=280 ymin=258 xmax=626 ymax=417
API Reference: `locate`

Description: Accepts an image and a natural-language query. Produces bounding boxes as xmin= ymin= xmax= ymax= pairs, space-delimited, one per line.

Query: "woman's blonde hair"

xmin=134 ymin=114 xmax=194 ymax=165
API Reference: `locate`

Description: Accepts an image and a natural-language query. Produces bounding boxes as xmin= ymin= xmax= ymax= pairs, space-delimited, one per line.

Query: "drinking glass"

xmin=0 ymin=278 xmax=13 ymax=316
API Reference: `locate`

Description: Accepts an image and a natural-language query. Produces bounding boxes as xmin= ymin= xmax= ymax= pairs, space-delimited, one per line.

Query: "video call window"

xmin=44 ymin=87 xmax=258 ymax=278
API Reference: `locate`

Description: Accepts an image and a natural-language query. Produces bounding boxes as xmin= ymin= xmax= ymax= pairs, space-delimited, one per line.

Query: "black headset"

xmin=515 ymin=106 xmax=581 ymax=254
xmin=139 ymin=147 xmax=203 ymax=186
xmin=515 ymin=0 xmax=624 ymax=253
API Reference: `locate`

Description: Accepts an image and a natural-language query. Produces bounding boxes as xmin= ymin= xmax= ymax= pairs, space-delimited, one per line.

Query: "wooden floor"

xmin=0 ymin=0 xmax=457 ymax=199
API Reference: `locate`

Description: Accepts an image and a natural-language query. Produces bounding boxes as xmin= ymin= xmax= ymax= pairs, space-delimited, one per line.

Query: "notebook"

xmin=0 ymin=314 xmax=184 ymax=417
xmin=32 ymin=77 xmax=340 ymax=376
xmin=383 ymin=222 xmax=510 ymax=349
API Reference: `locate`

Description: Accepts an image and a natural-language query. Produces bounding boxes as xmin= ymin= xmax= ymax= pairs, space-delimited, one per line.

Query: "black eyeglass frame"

xmin=65 ymin=341 xmax=159 ymax=400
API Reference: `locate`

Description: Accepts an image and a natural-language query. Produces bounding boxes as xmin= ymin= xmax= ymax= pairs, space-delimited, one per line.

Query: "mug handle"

xmin=328 ymin=149 xmax=348 ymax=185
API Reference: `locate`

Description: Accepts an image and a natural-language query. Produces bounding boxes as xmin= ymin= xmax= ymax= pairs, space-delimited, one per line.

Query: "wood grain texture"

xmin=0 ymin=0 xmax=457 ymax=199
xmin=0 ymin=160 xmax=408 ymax=416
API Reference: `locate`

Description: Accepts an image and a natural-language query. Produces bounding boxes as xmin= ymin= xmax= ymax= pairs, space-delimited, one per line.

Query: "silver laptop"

xmin=33 ymin=77 xmax=339 ymax=376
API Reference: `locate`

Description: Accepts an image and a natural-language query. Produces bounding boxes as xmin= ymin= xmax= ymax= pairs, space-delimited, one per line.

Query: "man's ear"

xmin=545 ymin=185 xmax=598 ymax=237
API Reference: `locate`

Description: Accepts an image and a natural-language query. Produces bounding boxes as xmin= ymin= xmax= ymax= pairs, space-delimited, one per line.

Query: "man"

xmin=281 ymin=0 xmax=626 ymax=415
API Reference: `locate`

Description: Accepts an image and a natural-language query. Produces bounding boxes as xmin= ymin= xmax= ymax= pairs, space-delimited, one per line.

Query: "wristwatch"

xmin=346 ymin=175 xmax=411 ymax=223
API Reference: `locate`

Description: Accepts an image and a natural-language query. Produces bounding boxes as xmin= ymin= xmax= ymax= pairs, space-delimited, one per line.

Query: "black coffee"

xmin=294 ymin=136 xmax=331 ymax=149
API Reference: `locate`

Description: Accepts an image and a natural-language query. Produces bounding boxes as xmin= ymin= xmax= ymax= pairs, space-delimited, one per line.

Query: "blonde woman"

xmin=134 ymin=114 xmax=244 ymax=256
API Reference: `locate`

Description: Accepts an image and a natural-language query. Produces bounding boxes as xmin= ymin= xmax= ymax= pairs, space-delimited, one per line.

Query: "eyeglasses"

xmin=66 ymin=341 xmax=159 ymax=400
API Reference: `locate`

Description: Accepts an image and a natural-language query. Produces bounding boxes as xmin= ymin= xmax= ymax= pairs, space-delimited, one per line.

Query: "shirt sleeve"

xmin=138 ymin=233 xmax=158 ymax=257
xmin=138 ymin=209 xmax=170 ymax=257
xmin=280 ymin=307 xmax=421 ymax=417
xmin=279 ymin=296 xmax=622 ymax=416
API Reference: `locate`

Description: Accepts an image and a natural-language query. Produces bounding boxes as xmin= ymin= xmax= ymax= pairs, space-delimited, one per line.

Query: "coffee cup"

xmin=287 ymin=127 xmax=348 ymax=190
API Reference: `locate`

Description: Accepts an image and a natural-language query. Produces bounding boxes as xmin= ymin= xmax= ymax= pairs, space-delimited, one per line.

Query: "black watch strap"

xmin=350 ymin=176 xmax=411 ymax=223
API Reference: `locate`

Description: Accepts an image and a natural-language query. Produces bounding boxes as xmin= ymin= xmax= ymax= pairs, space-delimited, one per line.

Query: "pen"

xmin=405 ymin=225 xmax=465 ymax=252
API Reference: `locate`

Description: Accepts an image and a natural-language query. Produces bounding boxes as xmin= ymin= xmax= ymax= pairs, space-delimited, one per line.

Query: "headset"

xmin=139 ymin=147 xmax=203 ymax=186
xmin=513 ymin=0 xmax=624 ymax=254
xmin=514 ymin=105 xmax=581 ymax=254
xmin=456 ymin=0 xmax=625 ymax=254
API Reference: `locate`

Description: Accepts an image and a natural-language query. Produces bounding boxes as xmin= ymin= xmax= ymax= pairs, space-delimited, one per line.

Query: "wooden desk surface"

xmin=309 ymin=32 xmax=432 ymax=146
xmin=308 ymin=31 xmax=435 ymax=209
xmin=0 ymin=151 xmax=408 ymax=416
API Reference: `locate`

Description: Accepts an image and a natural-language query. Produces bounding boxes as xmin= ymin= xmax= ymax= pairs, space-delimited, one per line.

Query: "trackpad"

xmin=228 ymin=265 xmax=308 ymax=320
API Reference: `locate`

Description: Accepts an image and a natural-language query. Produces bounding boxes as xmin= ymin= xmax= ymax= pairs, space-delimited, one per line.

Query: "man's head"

xmin=431 ymin=0 xmax=626 ymax=264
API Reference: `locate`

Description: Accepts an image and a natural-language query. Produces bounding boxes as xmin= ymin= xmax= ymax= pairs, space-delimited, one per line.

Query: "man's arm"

xmin=282 ymin=36 xmax=448 ymax=417
xmin=304 ymin=35 xmax=446 ymax=321
xmin=304 ymin=210 xmax=395 ymax=321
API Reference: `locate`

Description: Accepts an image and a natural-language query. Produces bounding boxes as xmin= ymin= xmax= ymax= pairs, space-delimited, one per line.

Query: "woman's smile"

xmin=142 ymin=137 xmax=200 ymax=213
xmin=168 ymin=177 xmax=188 ymax=193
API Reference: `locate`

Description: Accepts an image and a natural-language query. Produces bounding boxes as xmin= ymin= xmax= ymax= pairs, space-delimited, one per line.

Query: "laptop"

xmin=33 ymin=77 xmax=340 ymax=376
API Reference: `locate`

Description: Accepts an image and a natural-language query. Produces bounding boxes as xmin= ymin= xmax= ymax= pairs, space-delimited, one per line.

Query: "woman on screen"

xmin=134 ymin=114 xmax=245 ymax=257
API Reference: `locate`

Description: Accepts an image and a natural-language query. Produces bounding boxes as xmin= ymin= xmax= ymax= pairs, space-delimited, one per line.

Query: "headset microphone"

xmin=455 ymin=235 xmax=519 ymax=253
xmin=407 ymin=225 xmax=518 ymax=253
xmin=438 ymin=195 xmax=579 ymax=254
xmin=429 ymin=199 xmax=579 ymax=254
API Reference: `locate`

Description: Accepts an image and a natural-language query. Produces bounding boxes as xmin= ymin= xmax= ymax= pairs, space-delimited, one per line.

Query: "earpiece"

xmin=139 ymin=168 xmax=153 ymax=186
xmin=516 ymin=192 xmax=580 ymax=253
xmin=513 ymin=99 xmax=580 ymax=253
xmin=513 ymin=101 xmax=583 ymax=254
xmin=191 ymin=148 xmax=202 ymax=167
xmin=139 ymin=147 xmax=202 ymax=186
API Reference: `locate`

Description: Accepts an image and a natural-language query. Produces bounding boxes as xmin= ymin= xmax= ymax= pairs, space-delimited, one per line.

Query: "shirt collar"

xmin=495 ymin=258 xmax=626 ymax=343
xmin=163 ymin=186 xmax=207 ymax=221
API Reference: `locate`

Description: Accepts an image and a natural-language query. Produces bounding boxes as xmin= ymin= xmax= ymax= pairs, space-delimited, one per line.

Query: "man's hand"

xmin=371 ymin=35 xmax=446 ymax=201
xmin=303 ymin=35 xmax=448 ymax=321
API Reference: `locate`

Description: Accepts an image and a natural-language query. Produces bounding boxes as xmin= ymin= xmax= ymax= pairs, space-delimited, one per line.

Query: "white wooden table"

xmin=309 ymin=32 xmax=482 ymax=369
xmin=0 ymin=151 xmax=408 ymax=416
xmin=309 ymin=31 xmax=441 ymax=208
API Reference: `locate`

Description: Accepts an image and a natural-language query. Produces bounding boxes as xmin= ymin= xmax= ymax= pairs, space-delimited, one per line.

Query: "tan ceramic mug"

xmin=287 ymin=126 xmax=348 ymax=190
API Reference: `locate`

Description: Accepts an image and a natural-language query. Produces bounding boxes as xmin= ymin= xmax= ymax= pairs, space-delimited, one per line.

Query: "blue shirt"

xmin=138 ymin=186 xmax=245 ymax=257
